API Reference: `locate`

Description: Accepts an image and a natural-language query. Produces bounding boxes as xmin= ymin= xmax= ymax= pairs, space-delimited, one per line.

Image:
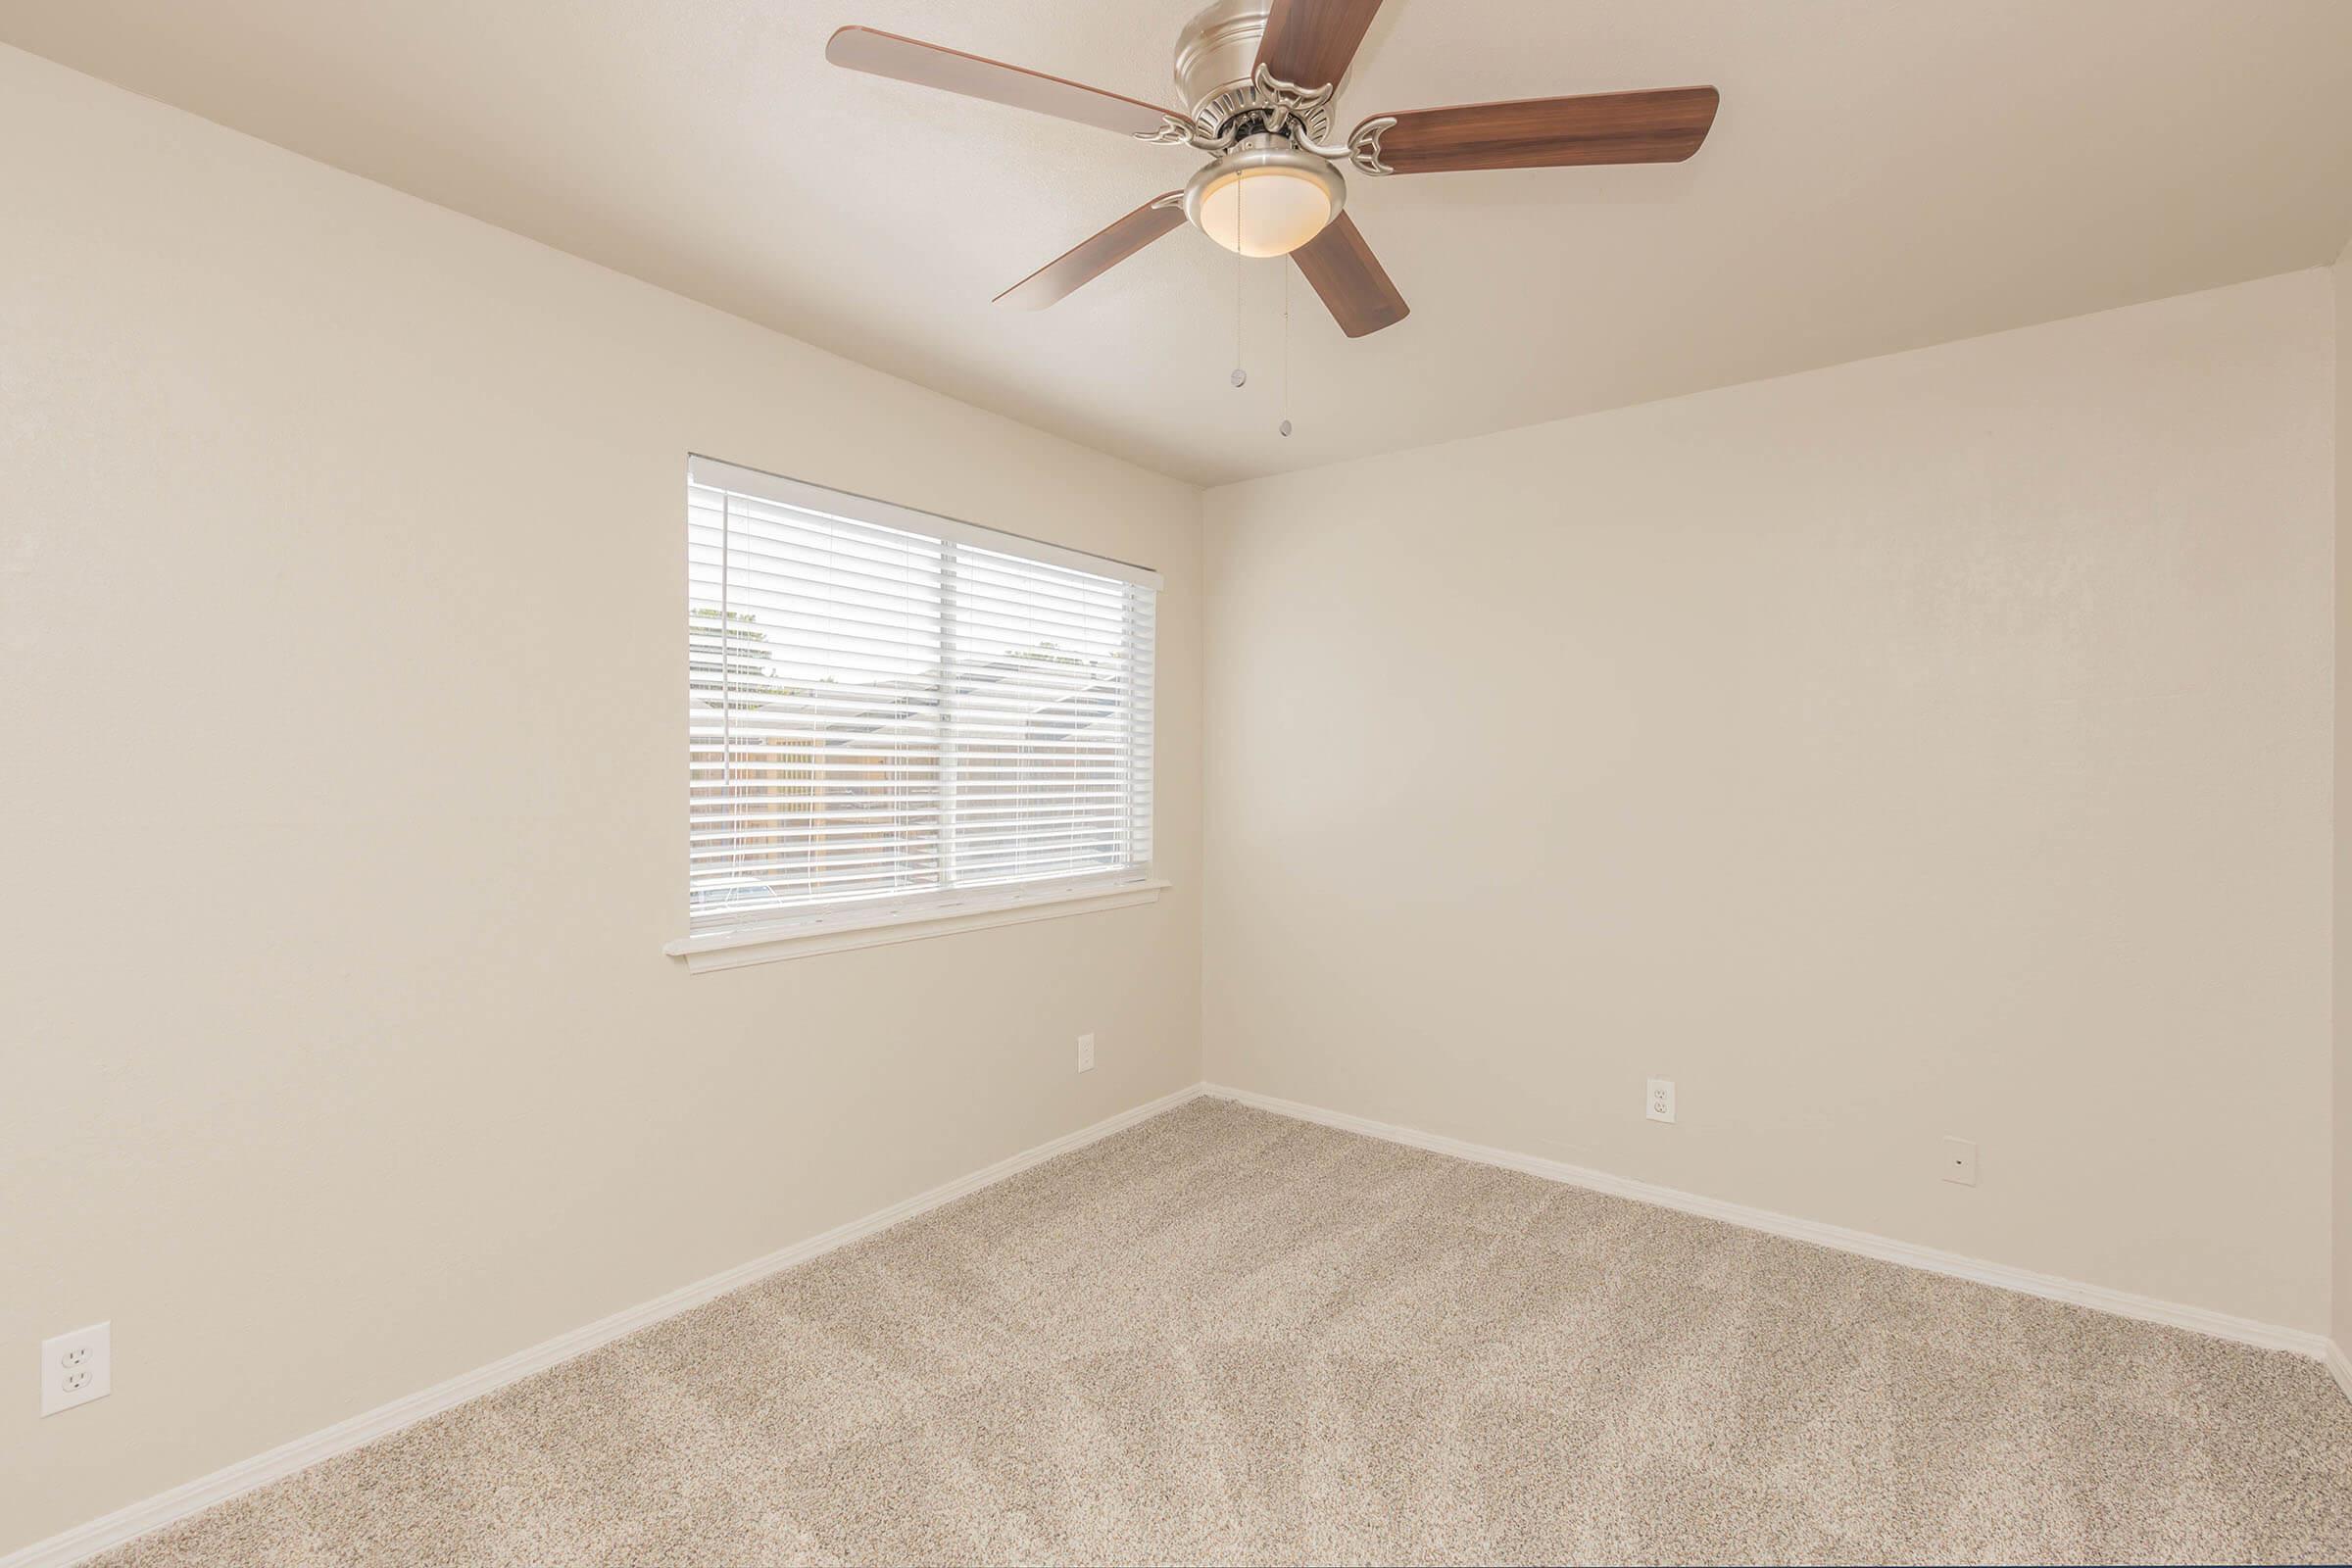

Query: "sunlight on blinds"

xmin=687 ymin=459 xmax=1155 ymax=928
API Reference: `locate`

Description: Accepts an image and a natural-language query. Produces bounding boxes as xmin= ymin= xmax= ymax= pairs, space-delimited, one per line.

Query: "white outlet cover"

xmin=42 ymin=1321 xmax=110 ymax=1416
xmin=1645 ymin=1077 xmax=1676 ymax=1124
xmin=1076 ymin=1032 xmax=1096 ymax=1073
xmin=1941 ymin=1136 xmax=1979 ymax=1187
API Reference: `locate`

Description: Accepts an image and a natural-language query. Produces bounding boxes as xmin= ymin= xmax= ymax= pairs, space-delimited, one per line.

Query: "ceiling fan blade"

xmin=1255 ymin=0 xmax=1386 ymax=91
xmin=996 ymin=196 xmax=1188 ymax=310
xmin=1357 ymin=86 xmax=1719 ymax=173
xmin=1292 ymin=213 xmax=1408 ymax=338
xmin=826 ymin=25 xmax=1185 ymax=138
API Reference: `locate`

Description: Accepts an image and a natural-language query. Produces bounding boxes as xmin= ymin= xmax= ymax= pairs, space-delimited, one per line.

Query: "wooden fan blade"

xmin=1360 ymin=86 xmax=1719 ymax=173
xmin=1255 ymin=0 xmax=1386 ymax=91
xmin=996 ymin=196 xmax=1188 ymax=310
xmin=1292 ymin=213 xmax=1408 ymax=338
xmin=826 ymin=25 xmax=1184 ymax=138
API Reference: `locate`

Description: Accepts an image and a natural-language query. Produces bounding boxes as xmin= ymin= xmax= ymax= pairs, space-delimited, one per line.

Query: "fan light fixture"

xmin=826 ymin=0 xmax=1724 ymax=337
xmin=1182 ymin=135 xmax=1346 ymax=258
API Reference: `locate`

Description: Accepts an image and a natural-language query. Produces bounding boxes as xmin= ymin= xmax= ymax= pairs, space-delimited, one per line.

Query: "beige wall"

xmin=5 ymin=30 xmax=2348 ymax=1559
xmin=2336 ymin=238 xmax=2351 ymax=1354
xmin=0 ymin=46 xmax=1201 ymax=1553
xmin=1202 ymin=270 xmax=2336 ymax=1334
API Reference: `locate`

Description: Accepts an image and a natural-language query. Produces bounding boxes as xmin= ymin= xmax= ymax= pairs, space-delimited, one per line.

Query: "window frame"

xmin=666 ymin=456 xmax=1164 ymax=972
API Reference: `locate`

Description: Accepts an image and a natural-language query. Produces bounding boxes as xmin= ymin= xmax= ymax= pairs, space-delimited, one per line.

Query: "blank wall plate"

xmin=1645 ymin=1078 xmax=1676 ymax=1123
xmin=1076 ymin=1033 xmax=1096 ymax=1074
xmin=1941 ymin=1137 xmax=1979 ymax=1187
xmin=42 ymin=1322 xmax=110 ymax=1416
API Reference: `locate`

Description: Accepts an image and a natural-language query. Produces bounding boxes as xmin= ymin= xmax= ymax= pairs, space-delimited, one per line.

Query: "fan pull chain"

xmin=1279 ymin=262 xmax=1293 ymax=438
xmin=1230 ymin=175 xmax=1247 ymax=388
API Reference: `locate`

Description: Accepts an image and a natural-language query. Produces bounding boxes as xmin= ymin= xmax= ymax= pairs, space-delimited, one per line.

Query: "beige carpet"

xmin=96 ymin=1098 xmax=2352 ymax=1566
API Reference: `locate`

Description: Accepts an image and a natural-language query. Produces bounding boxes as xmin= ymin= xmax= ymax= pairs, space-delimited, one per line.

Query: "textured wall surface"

xmin=0 ymin=45 xmax=1201 ymax=1554
xmin=2334 ymin=239 xmax=2350 ymax=1355
xmin=1203 ymin=270 xmax=2336 ymax=1335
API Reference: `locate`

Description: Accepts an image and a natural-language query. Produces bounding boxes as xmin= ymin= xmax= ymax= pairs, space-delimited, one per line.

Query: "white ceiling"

xmin=8 ymin=1 xmax=2351 ymax=485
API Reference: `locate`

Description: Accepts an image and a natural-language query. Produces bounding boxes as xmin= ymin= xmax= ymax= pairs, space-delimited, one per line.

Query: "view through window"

xmin=686 ymin=457 xmax=1157 ymax=928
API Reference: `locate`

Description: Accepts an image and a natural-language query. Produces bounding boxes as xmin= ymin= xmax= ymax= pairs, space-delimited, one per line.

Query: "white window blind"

xmin=686 ymin=457 xmax=1157 ymax=931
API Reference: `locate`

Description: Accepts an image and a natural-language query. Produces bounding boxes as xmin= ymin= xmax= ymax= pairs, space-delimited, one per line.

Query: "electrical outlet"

xmin=1941 ymin=1137 xmax=1978 ymax=1187
xmin=1076 ymin=1032 xmax=1096 ymax=1073
xmin=42 ymin=1322 xmax=110 ymax=1417
xmin=1645 ymin=1078 xmax=1676 ymax=1123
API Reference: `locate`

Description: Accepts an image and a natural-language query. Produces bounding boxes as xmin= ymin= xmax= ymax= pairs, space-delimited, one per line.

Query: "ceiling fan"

xmin=826 ymin=0 xmax=1718 ymax=338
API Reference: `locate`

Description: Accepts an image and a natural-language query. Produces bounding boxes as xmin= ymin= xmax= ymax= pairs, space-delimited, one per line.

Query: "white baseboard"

xmin=1205 ymin=1083 xmax=2334 ymax=1363
xmin=2 ymin=1083 xmax=1209 ymax=1568
xmin=17 ymin=1077 xmax=2341 ymax=1567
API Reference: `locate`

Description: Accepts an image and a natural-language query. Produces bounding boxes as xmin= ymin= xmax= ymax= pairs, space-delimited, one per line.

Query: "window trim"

xmin=674 ymin=457 xmax=1162 ymax=970
xmin=664 ymin=874 xmax=1169 ymax=973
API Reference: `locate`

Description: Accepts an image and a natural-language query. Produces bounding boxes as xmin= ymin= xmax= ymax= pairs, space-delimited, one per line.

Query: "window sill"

xmin=662 ymin=877 xmax=1170 ymax=974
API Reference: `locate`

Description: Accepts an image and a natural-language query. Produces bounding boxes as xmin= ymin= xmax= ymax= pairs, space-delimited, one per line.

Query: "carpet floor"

xmin=95 ymin=1097 xmax=2352 ymax=1566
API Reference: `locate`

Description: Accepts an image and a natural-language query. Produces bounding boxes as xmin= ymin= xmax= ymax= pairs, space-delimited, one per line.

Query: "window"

xmin=672 ymin=456 xmax=1159 ymax=966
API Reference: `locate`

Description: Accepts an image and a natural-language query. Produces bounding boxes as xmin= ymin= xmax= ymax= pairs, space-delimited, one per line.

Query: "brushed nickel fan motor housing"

xmin=1172 ymin=0 xmax=1339 ymax=142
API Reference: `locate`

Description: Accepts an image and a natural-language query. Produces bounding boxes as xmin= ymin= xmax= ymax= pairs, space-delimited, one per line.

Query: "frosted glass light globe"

xmin=1182 ymin=136 xmax=1347 ymax=259
xmin=1197 ymin=167 xmax=1336 ymax=257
